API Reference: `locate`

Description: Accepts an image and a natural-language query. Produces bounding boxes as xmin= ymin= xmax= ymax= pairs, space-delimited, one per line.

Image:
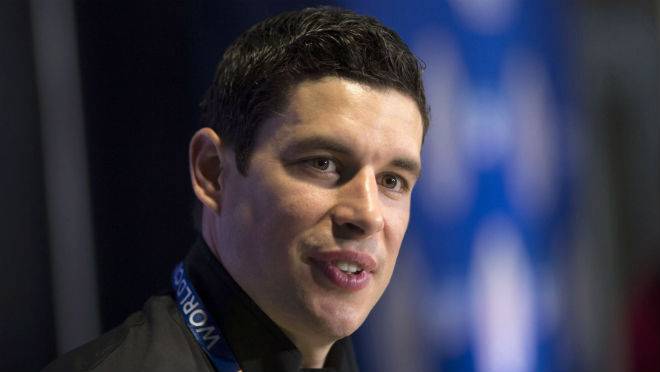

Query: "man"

xmin=44 ymin=6 xmax=428 ymax=372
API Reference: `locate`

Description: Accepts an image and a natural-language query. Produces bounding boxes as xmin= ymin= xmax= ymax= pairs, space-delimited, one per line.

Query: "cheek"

xmin=254 ymin=175 xmax=334 ymax=226
xmin=384 ymin=202 xmax=410 ymax=248
xmin=247 ymin=177 xmax=335 ymax=260
xmin=378 ymin=204 xmax=410 ymax=280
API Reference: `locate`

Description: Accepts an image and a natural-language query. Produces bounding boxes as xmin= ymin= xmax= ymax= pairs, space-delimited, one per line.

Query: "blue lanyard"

xmin=172 ymin=262 xmax=242 ymax=372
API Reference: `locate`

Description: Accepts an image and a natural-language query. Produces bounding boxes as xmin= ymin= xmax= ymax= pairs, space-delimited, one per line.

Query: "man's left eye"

xmin=378 ymin=174 xmax=406 ymax=192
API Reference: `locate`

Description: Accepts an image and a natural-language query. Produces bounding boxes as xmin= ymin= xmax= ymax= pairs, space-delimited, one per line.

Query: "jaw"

xmin=290 ymin=263 xmax=383 ymax=340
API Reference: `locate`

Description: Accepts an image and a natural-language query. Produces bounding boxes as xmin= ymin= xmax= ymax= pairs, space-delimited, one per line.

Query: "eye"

xmin=305 ymin=157 xmax=338 ymax=173
xmin=378 ymin=173 xmax=406 ymax=192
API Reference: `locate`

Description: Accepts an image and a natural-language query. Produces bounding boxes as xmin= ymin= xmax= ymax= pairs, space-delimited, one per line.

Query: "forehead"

xmin=257 ymin=77 xmax=424 ymax=161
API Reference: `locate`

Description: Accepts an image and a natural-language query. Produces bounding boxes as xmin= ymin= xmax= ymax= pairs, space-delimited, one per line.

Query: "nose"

xmin=331 ymin=168 xmax=385 ymax=239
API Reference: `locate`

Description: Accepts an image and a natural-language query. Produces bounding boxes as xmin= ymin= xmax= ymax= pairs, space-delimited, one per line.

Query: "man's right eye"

xmin=306 ymin=157 xmax=338 ymax=173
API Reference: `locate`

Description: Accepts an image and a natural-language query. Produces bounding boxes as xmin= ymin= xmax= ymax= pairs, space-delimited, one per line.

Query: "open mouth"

xmin=308 ymin=251 xmax=376 ymax=291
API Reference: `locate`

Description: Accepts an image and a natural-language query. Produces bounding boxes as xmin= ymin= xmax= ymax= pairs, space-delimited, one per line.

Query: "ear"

xmin=189 ymin=128 xmax=225 ymax=212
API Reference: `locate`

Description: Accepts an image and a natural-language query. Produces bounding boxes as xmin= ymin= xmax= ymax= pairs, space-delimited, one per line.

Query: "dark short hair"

xmin=200 ymin=6 xmax=429 ymax=175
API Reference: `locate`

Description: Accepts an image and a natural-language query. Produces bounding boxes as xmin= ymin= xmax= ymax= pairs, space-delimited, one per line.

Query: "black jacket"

xmin=43 ymin=239 xmax=359 ymax=372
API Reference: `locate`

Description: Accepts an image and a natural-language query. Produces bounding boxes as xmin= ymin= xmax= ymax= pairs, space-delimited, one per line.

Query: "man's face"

xmin=214 ymin=77 xmax=423 ymax=343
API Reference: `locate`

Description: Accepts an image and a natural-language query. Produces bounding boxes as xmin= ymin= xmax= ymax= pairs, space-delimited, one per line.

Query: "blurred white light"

xmin=427 ymin=277 xmax=470 ymax=357
xmin=503 ymin=50 xmax=559 ymax=220
xmin=469 ymin=215 xmax=536 ymax=372
xmin=448 ymin=0 xmax=519 ymax=34
xmin=414 ymin=30 xmax=475 ymax=221
xmin=460 ymin=87 xmax=514 ymax=171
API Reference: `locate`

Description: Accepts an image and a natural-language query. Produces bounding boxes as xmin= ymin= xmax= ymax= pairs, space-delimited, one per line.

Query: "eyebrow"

xmin=283 ymin=136 xmax=353 ymax=156
xmin=283 ymin=135 xmax=422 ymax=179
xmin=391 ymin=157 xmax=422 ymax=180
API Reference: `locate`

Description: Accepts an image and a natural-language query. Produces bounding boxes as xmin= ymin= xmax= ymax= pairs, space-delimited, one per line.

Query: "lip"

xmin=309 ymin=250 xmax=378 ymax=291
xmin=310 ymin=250 xmax=378 ymax=273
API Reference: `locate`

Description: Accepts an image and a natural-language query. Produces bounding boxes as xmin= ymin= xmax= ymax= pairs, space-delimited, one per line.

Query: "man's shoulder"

xmin=42 ymin=295 xmax=213 ymax=372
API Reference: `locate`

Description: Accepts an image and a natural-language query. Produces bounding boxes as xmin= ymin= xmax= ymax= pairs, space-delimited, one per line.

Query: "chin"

xmin=312 ymin=298 xmax=371 ymax=339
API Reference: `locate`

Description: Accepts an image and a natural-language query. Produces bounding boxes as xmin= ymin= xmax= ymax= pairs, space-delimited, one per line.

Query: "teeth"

xmin=335 ymin=261 xmax=362 ymax=274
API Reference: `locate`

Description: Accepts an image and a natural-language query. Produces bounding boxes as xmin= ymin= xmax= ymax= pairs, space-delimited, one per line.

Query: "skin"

xmin=189 ymin=77 xmax=423 ymax=368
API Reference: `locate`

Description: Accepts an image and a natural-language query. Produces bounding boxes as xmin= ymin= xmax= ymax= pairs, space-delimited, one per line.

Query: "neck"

xmin=283 ymin=330 xmax=334 ymax=369
xmin=201 ymin=208 xmax=222 ymax=262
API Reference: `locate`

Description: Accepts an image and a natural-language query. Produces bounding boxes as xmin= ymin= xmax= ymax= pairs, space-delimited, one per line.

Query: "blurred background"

xmin=1 ymin=0 xmax=658 ymax=371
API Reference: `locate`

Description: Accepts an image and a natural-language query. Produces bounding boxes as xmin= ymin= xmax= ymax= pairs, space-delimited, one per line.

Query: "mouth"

xmin=309 ymin=250 xmax=377 ymax=291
